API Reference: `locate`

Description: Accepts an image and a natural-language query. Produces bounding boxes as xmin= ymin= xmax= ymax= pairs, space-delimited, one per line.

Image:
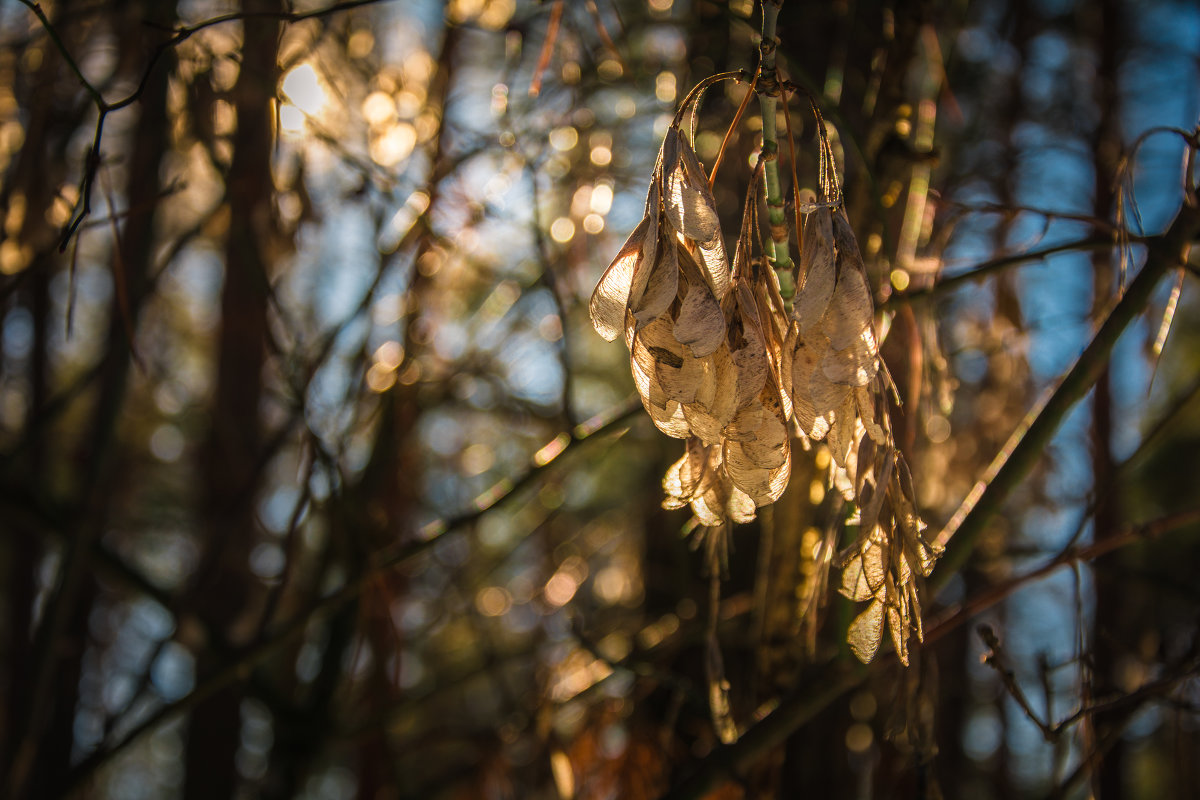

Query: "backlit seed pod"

xmin=590 ymin=100 xmax=941 ymax=665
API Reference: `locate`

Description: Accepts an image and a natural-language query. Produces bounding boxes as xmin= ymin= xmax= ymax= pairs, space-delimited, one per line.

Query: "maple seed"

xmin=589 ymin=102 xmax=940 ymax=667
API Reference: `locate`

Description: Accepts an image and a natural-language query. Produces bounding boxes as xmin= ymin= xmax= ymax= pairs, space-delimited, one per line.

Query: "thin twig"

xmin=925 ymin=507 xmax=1200 ymax=646
xmin=708 ymin=70 xmax=758 ymax=189
xmin=528 ymin=0 xmax=563 ymax=97
xmin=15 ymin=0 xmax=398 ymax=250
xmin=880 ymin=235 xmax=1126 ymax=311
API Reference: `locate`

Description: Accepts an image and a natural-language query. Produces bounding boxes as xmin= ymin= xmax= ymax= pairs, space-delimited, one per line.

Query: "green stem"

xmin=758 ymin=0 xmax=794 ymax=305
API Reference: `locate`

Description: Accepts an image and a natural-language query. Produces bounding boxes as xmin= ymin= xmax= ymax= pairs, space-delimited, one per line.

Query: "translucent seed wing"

xmin=589 ymin=216 xmax=650 ymax=341
xmin=696 ymin=235 xmax=731 ymax=301
xmin=673 ymin=247 xmax=726 ymax=357
xmin=664 ymin=131 xmax=720 ymax=242
xmin=794 ymin=206 xmax=836 ymax=333
xmin=847 ymin=598 xmax=885 ymax=664
xmin=631 ymin=234 xmax=679 ymax=330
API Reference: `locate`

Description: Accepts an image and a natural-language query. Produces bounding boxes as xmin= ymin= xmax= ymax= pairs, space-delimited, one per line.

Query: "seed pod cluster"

xmin=590 ymin=121 xmax=941 ymax=664
xmin=791 ymin=196 xmax=943 ymax=666
xmin=590 ymin=127 xmax=792 ymax=522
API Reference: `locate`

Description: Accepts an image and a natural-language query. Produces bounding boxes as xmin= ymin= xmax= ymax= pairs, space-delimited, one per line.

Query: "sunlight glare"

xmin=371 ymin=122 xmax=417 ymax=167
xmin=281 ymin=64 xmax=328 ymax=117
xmin=362 ymin=91 xmax=395 ymax=126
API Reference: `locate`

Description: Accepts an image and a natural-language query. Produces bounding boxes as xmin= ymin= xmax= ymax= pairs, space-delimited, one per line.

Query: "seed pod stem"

xmin=757 ymin=1 xmax=795 ymax=306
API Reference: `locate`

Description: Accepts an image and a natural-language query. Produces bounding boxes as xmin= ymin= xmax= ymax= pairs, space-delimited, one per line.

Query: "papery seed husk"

xmin=638 ymin=315 xmax=705 ymax=405
xmin=648 ymin=398 xmax=691 ymax=439
xmin=840 ymin=548 xmax=879 ymax=603
xmin=696 ymin=235 xmax=731 ymax=300
xmin=691 ymin=344 xmax=736 ymax=417
xmin=685 ymin=347 xmax=738 ymax=446
xmin=795 ymin=206 xmax=836 ymax=334
xmin=723 ymin=388 xmax=791 ymax=505
xmin=630 ymin=319 xmax=674 ymax=411
xmin=728 ymin=486 xmax=757 ymax=523
xmin=820 ymin=266 xmax=875 ymax=355
xmin=692 ymin=490 xmax=727 ymax=528
xmin=831 ymin=206 xmax=866 ymax=273
xmin=660 ymin=127 xmax=680 ymax=176
xmin=665 ymin=130 xmax=721 ymax=242
xmin=822 ymin=331 xmax=880 ymax=387
xmin=779 ymin=323 xmax=797 ymax=417
xmin=823 ymin=209 xmax=876 ymax=354
xmin=631 ymin=229 xmax=679 ymax=330
xmin=683 ymin=405 xmax=721 ymax=448
xmin=691 ymin=447 xmax=732 ymax=526
xmin=663 ymin=454 xmax=693 ymax=506
xmin=589 ymin=216 xmax=649 ymax=341
xmin=888 ymin=602 xmax=909 ymax=666
xmin=792 ymin=333 xmax=852 ymax=435
xmin=752 ymin=279 xmax=793 ymax=421
xmin=856 ymin=385 xmax=888 ymax=445
xmin=674 ymin=247 xmax=726 ymax=357
xmin=663 ymin=437 xmax=709 ymax=503
xmin=848 ymin=598 xmax=885 ymax=664
xmin=730 ymin=339 xmax=769 ymax=412
xmin=628 ymin=186 xmax=661 ymax=308
xmin=827 ymin=393 xmax=858 ymax=467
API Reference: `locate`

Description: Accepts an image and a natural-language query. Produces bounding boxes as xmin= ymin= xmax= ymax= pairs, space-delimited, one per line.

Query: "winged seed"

xmin=588 ymin=217 xmax=648 ymax=341
xmin=795 ymin=206 xmax=835 ymax=333
xmin=665 ymin=132 xmax=721 ymax=242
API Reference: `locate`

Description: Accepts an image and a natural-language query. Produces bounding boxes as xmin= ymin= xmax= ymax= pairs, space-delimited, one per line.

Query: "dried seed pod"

xmin=795 ymin=205 xmax=836 ymax=333
xmin=589 ymin=214 xmax=651 ymax=341
xmin=683 ymin=346 xmax=738 ymax=446
xmin=722 ymin=384 xmax=791 ymax=506
xmin=663 ymin=128 xmax=721 ymax=243
xmin=695 ymin=234 xmax=732 ymax=301
xmin=626 ymin=186 xmax=662 ymax=312
xmin=630 ymin=221 xmax=678 ymax=331
xmin=663 ymin=438 xmax=757 ymax=525
xmin=674 ymin=247 xmax=726 ymax=357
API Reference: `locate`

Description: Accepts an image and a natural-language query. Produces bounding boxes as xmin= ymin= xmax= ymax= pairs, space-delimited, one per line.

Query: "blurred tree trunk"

xmin=1087 ymin=0 xmax=1127 ymax=796
xmin=5 ymin=1 xmax=178 ymax=795
xmin=0 ymin=0 xmax=75 ymax=779
xmin=185 ymin=1 xmax=283 ymax=797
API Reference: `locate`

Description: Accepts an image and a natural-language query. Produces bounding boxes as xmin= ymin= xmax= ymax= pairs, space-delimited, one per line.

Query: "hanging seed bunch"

xmin=589 ymin=86 xmax=941 ymax=665
xmin=792 ymin=127 xmax=943 ymax=665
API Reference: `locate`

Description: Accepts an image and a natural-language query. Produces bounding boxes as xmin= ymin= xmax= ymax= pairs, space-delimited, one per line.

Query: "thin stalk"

xmin=780 ymin=90 xmax=804 ymax=264
xmin=709 ymin=73 xmax=758 ymax=189
xmin=757 ymin=0 xmax=794 ymax=303
xmin=673 ymin=71 xmax=747 ymax=129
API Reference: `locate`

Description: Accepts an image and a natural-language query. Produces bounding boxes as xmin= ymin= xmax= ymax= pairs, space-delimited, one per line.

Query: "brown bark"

xmin=184 ymin=2 xmax=283 ymax=797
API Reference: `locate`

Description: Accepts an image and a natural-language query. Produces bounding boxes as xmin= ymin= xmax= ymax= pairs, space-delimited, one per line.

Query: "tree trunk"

xmin=185 ymin=2 xmax=282 ymax=796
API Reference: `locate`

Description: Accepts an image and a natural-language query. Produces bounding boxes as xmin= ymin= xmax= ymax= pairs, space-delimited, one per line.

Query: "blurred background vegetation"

xmin=1 ymin=0 xmax=1198 ymax=798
